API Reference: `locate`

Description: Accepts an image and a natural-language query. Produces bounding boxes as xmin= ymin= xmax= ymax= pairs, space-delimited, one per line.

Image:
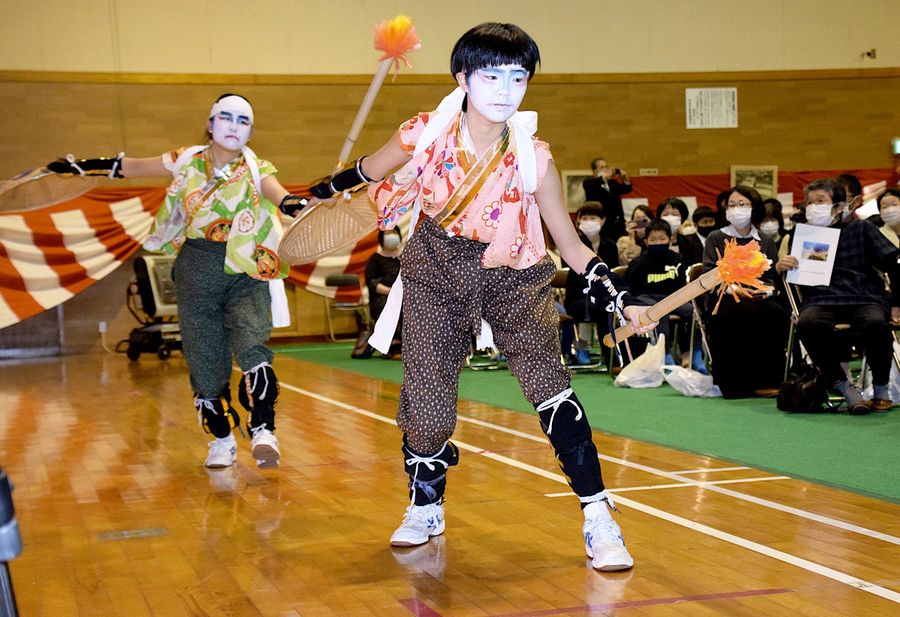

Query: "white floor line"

xmin=277 ymin=380 xmax=900 ymax=605
xmin=453 ymin=404 xmax=900 ymax=546
xmin=544 ymin=475 xmax=792 ymax=497
xmin=670 ymin=466 xmax=751 ymax=474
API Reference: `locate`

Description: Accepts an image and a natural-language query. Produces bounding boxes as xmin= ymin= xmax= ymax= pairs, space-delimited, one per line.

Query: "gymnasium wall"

xmin=1 ymin=0 xmax=899 ymax=349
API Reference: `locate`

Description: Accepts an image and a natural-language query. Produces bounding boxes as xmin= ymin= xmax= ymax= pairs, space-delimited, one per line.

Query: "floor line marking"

xmin=451 ymin=400 xmax=900 ymax=545
xmin=277 ymin=380 xmax=900 ymax=605
xmin=399 ymin=598 xmax=445 ymax=617
xmin=543 ymin=475 xmax=792 ymax=497
xmin=485 ymin=588 xmax=793 ymax=617
xmin=670 ymin=466 xmax=750 ymax=474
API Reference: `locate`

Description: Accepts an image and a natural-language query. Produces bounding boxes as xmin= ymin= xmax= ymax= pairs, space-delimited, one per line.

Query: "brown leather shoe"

xmin=753 ymin=387 xmax=780 ymax=398
xmin=848 ymin=400 xmax=872 ymax=415
xmin=870 ymin=398 xmax=893 ymax=412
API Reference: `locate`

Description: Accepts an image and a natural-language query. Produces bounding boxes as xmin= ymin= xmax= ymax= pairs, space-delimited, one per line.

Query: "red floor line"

xmin=399 ymin=598 xmax=446 ymax=617
xmin=485 ymin=588 xmax=794 ymax=617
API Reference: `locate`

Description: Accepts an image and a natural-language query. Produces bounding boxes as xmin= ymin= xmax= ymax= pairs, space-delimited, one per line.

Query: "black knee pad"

xmin=239 ymin=363 xmax=279 ymax=432
xmin=402 ymin=437 xmax=460 ymax=506
xmin=195 ymin=395 xmax=240 ymax=439
xmin=536 ymin=389 xmax=603 ymax=498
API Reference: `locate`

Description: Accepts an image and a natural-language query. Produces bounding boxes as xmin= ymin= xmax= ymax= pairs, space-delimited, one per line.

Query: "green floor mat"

xmin=276 ymin=342 xmax=900 ymax=502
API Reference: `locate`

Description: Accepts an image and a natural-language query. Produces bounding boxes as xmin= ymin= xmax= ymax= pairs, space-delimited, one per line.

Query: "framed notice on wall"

xmin=685 ymin=88 xmax=738 ymax=129
xmin=561 ymin=170 xmax=593 ymax=212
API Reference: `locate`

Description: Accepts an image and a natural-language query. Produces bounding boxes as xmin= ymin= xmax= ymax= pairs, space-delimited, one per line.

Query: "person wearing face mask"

xmin=655 ymin=198 xmax=703 ymax=267
xmin=876 ymin=188 xmax=900 ymax=247
xmin=302 ymin=23 xmax=651 ymax=569
xmin=46 ymin=93 xmax=299 ymax=469
xmin=564 ymin=203 xmax=620 ymax=365
xmin=692 ymin=206 xmax=719 ymax=248
xmin=776 ymin=179 xmax=900 ymax=414
xmin=624 ymin=219 xmax=705 ymax=372
xmin=702 ymin=185 xmax=790 ymax=398
xmin=357 ymin=229 xmax=405 ymax=359
xmin=835 ymin=173 xmax=863 ymax=223
xmin=759 ymin=198 xmax=786 ymax=245
xmin=617 ymin=205 xmax=653 ymax=266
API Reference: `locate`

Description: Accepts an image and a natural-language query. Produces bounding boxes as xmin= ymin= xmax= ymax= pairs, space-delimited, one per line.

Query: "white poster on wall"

xmin=685 ymin=88 xmax=738 ymax=129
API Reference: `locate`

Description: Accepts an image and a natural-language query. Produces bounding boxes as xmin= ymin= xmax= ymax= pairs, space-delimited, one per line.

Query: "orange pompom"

xmin=710 ymin=238 xmax=773 ymax=313
xmin=717 ymin=238 xmax=771 ymax=289
xmin=373 ymin=15 xmax=421 ymax=75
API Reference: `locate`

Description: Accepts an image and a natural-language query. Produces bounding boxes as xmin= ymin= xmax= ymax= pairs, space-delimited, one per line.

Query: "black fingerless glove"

xmin=307 ymin=156 xmax=374 ymax=199
xmin=279 ymin=194 xmax=309 ymax=216
xmin=47 ymin=153 xmax=125 ymax=178
xmin=583 ymin=257 xmax=629 ymax=319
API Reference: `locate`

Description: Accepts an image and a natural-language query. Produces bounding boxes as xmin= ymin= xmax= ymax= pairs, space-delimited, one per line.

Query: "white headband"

xmin=209 ymin=95 xmax=254 ymax=124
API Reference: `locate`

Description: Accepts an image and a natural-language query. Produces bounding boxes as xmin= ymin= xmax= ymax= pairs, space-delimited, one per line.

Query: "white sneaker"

xmin=250 ymin=425 xmax=280 ymax=468
xmin=583 ymin=500 xmax=634 ymax=571
xmin=204 ymin=433 xmax=237 ymax=468
xmin=390 ymin=503 xmax=445 ymax=547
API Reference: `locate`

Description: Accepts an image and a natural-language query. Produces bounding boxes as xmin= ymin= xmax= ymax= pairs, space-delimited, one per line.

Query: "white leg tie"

xmin=580 ymin=489 xmax=619 ymax=512
xmin=194 ymin=397 xmax=217 ymax=426
xmin=535 ymin=388 xmax=582 ymax=436
xmin=244 ymin=362 xmax=272 ymax=402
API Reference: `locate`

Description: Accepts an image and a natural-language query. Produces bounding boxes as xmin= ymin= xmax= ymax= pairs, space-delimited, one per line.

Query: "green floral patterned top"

xmin=144 ymin=146 xmax=288 ymax=279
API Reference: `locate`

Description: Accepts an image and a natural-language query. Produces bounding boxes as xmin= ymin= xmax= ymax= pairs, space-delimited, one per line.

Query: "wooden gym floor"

xmin=0 ymin=350 xmax=898 ymax=616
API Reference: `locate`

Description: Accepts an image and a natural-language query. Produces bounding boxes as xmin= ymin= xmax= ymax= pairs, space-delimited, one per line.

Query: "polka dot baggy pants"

xmin=396 ymin=218 xmax=607 ymax=501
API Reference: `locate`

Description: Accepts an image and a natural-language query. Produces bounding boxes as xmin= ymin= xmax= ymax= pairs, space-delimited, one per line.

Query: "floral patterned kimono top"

xmin=144 ymin=146 xmax=289 ymax=280
xmin=370 ymin=108 xmax=553 ymax=270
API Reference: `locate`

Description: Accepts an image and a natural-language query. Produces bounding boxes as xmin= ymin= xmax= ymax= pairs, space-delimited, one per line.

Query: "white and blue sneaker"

xmin=583 ymin=499 xmax=634 ymax=571
xmin=204 ymin=433 xmax=237 ymax=468
xmin=250 ymin=424 xmax=280 ymax=468
xmin=390 ymin=503 xmax=445 ymax=547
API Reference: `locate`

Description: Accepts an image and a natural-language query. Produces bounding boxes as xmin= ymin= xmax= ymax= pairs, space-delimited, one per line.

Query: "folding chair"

xmin=686 ymin=263 xmax=713 ymax=369
xmin=323 ymin=273 xmax=370 ymax=342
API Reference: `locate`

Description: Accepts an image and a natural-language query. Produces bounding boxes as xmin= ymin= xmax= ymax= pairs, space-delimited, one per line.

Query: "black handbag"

xmin=777 ymin=362 xmax=828 ymax=412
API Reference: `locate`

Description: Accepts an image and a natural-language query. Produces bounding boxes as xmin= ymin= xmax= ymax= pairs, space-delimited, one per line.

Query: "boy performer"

xmin=297 ymin=23 xmax=652 ymax=571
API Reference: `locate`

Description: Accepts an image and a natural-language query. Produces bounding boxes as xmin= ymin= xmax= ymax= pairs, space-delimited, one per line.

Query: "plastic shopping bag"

xmin=614 ymin=334 xmax=665 ymax=389
xmin=662 ymin=365 xmax=722 ymax=397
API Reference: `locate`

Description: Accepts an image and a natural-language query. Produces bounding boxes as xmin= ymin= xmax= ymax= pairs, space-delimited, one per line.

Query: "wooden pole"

xmin=332 ymin=58 xmax=394 ymax=174
xmin=602 ymin=267 xmax=721 ymax=347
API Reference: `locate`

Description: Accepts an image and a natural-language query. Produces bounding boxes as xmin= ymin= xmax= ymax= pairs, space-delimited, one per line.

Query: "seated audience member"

xmin=836 ymin=173 xmax=863 ymax=221
xmin=617 ymin=205 xmax=653 ymax=266
xmin=625 ymin=219 xmax=706 ymax=372
xmin=877 ymin=188 xmax=900 ymax=247
xmin=714 ymin=189 xmax=731 ymax=227
xmin=544 ymin=226 xmax=577 ymax=362
xmin=702 ymin=185 xmax=790 ymax=398
xmin=357 ymin=228 xmax=403 ymax=359
xmin=692 ymin=206 xmax=719 ymax=249
xmin=776 ymin=178 xmax=900 ymax=414
xmin=760 ymin=198 xmax=786 ymax=245
xmin=656 ymin=197 xmax=703 ymax=267
xmin=564 ymin=202 xmax=619 ymax=365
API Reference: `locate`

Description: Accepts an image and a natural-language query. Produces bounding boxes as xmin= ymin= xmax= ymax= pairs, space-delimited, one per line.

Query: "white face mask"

xmin=382 ymin=234 xmax=401 ymax=249
xmin=579 ymin=220 xmax=603 ymax=236
xmin=725 ymin=207 xmax=752 ymax=229
xmin=881 ymin=206 xmax=900 ymax=226
xmin=210 ymin=109 xmax=253 ymax=151
xmin=661 ymin=214 xmax=682 ymax=232
xmin=759 ymin=221 xmax=780 ymax=238
xmin=465 ymin=65 xmax=529 ymax=123
xmin=806 ymin=203 xmax=835 ymax=227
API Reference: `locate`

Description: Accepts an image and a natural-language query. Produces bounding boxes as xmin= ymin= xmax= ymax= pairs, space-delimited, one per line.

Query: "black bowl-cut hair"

xmin=450 ymin=23 xmax=540 ymax=79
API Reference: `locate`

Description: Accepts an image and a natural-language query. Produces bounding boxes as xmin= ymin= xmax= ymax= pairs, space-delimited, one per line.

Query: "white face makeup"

xmin=209 ymin=109 xmax=253 ymax=151
xmin=461 ymin=64 xmax=529 ymax=123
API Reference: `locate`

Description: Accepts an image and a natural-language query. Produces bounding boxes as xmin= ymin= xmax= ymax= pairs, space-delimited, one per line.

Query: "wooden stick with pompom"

xmin=332 ymin=15 xmax=421 ymax=174
xmin=602 ymin=239 xmax=772 ymax=347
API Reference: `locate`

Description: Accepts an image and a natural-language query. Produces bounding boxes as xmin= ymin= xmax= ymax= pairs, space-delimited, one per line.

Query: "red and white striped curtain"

xmin=1 ymin=169 xmax=895 ymax=329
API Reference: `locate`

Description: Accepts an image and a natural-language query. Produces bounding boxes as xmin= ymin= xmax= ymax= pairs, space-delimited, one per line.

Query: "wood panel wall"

xmin=2 ymin=70 xmax=899 ymax=345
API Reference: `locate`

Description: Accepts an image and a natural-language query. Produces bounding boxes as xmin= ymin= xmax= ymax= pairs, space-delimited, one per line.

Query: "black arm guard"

xmin=47 ymin=153 xmax=125 ymax=178
xmin=279 ymin=194 xmax=309 ymax=216
xmin=583 ymin=257 xmax=629 ymax=317
xmin=308 ymin=156 xmax=373 ymax=199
